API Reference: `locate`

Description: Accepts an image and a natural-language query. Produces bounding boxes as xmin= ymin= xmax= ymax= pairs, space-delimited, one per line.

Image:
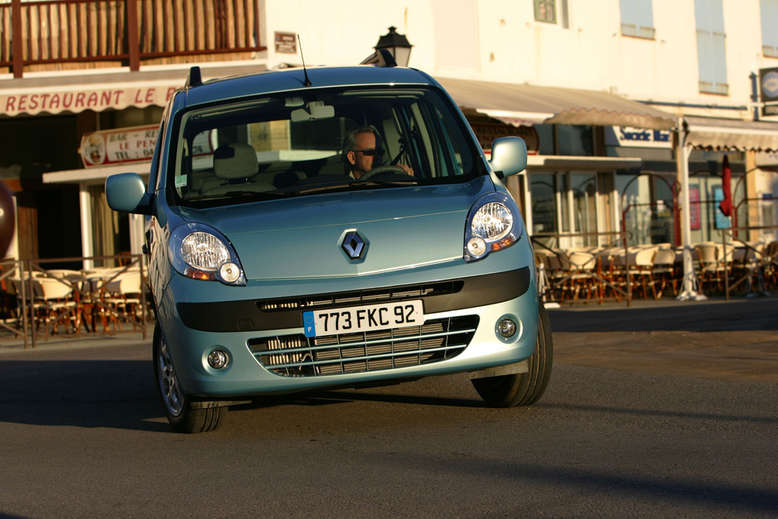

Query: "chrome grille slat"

xmin=249 ymin=327 xmax=477 ymax=356
xmin=248 ymin=316 xmax=479 ymax=377
xmin=259 ymin=344 xmax=470 ymax=371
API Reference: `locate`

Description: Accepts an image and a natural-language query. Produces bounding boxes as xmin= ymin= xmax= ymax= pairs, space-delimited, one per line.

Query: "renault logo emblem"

xmin=341 ymin=231 xmax=366 ymax=260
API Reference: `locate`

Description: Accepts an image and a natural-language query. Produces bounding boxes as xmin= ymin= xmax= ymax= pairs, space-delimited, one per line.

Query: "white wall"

xmin=263 ymin=1 xmax=424 ymax=67
xmin=263 ymin=0 xmax=773 ymax=114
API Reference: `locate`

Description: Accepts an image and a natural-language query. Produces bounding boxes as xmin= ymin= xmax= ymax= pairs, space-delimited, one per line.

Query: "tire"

xmin=472 ymin=302 xmax=553 ymax=407
xmin=153 ymin=323 xmax=226 ymax=433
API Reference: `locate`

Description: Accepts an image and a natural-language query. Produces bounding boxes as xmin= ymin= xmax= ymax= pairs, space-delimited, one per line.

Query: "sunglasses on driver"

xmin=354 ymin=148 xmax=381 ymax=156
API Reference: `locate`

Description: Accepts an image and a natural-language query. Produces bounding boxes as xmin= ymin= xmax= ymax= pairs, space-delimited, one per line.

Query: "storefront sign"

xmin=690 ymin=185 xmax=701 ymax=230
xmin=760 ymin=67 xmax=778 ymax=116
xmin=1 ymin=84 xmax=179 ymax=117
xmin=80 ymin=125 xmax=159 ymax=167
xmin=760 ymin=67 xmax=778 ymax=102
xmin=713 ymin=186 xmax=730 ymax=229
xmin=605 ymin=126 xmax=672 ymax=148
xmin=274 ymin=32 xmax=297 ymax=54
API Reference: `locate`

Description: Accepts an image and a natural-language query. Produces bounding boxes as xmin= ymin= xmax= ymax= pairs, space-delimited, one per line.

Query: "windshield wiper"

xmin=350 ymin=177 xmax=419 ymax=186
xmin=291 ymin=178 xmax=419 ymax=195
xmin=181 ymin=190 xmax=296 ymax=205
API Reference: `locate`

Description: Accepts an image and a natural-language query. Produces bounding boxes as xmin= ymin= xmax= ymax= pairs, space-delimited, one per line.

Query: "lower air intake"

xmin=248 ymin=315 xmax=479 ymax=377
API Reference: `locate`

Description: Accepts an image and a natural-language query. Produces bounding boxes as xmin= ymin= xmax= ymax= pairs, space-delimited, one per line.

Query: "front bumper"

xmin=158 ymin=265 xmax=539 ymax=399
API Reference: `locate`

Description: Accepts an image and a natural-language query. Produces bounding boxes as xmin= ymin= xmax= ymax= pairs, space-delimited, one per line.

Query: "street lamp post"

xmin=361 ymin=26 xmax=413 ymax=67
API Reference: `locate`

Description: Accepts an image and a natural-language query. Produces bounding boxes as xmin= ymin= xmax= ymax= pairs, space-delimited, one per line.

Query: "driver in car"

xmin=344 ymin=127 xmax=414 ymax=179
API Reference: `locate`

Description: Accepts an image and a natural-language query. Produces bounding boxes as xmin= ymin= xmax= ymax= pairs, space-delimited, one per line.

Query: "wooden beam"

xmin=126 ymin=0 xmax=139 ymax=70
xmin=11 ymin=0 xmax=22 ymax=77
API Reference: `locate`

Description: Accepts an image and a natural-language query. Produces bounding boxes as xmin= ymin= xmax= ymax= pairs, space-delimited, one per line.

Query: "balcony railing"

xmin=0 ymin=0 xmax=265 ymax=78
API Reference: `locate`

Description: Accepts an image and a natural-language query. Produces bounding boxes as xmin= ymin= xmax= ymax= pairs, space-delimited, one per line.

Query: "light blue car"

xmin=106 ymin=65 xmax=552 ymax=433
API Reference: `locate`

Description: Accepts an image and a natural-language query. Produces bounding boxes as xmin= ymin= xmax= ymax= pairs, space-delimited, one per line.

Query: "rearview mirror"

xmin=490 ymin=137 xmax=527 ymax=177
xmin=106 ymin=173 xmax=152 ymax=214
xmin=291 ymin=101 xmax=335 ymax=122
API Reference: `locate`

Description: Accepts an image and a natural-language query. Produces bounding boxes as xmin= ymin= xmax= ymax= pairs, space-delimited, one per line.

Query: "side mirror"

xmin=106 ymin=173 xmax=152 ymax=214
xmin=490 ymin=136 xmax=527 ymax=177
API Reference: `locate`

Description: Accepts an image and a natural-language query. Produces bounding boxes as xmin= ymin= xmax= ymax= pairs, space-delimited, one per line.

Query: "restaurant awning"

xmin=526 ymin=155 xmax=642 ymax=171
xmin=436 ymin=77 xmax=676 ymax=130
xmin=43 ymin=162 xmax=150 ymax=185
xmin=0 ymin=62 xmax=267 ymax=117
xmin=684 ymin=116 xmax=778 ymax=152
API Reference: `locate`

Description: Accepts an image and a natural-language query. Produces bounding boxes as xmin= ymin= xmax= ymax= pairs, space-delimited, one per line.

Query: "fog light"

xmin=466 ymin=237 xmax=486 ymax=257
xmin=207 ymin=349 xmax=230 ymax=370
xmin=497 ymin=318 xmax=517 ymax=338
xmin=219 ymin=262 xmax=241 ymax=283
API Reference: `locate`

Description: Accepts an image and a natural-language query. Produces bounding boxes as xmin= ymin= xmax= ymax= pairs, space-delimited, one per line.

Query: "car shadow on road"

xmin=549 ymin=297 xmax=778 ymax=333
xmin=244 ymin=389 xmax=486 ymax=410
xmin=0 ymin=360 xmax=169 ymax=432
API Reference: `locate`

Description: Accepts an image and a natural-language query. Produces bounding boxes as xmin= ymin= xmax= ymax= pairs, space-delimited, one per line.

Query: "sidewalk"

xmin=0 ymin=326 xmax=152 ymax=354
xmin=543 ymin=292 xmax=776 ymax=311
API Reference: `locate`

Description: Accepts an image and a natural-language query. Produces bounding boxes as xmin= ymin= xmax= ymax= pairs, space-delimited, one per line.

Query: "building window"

xmin=531 ymin=173 xmax=559 ymax=238
xmin=620 ymin=0 xmax=655 ymax=39
xmin=534 ymin=0 xmax=569 ymax=28
xmin=761 ymin=0 xmax=778 ymax=58
xmin=695 ymin=0 xmax=729 ymax=95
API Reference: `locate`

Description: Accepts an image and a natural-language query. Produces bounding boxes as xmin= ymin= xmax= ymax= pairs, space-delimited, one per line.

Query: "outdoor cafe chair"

xmin=764 ymin=240 xmax=778 ymax=289
xmin=695 ymin=243 xmax=720 ymax=294
xmin=31 ymin=276 xmax=77 ymax=337
xmin=651 ymin=248 xmax=677 ymax=298
xmin=103 ymin=270 xmax=144 ymax=329
xmin=567 ymin=251 xmax=597 ymax=301
xmin=631 ymin=247 xmax=658 ymax=299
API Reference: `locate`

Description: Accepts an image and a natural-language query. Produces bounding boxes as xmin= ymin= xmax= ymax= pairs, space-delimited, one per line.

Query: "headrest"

xmin=213 ymin=143 xmax=258 ymax=179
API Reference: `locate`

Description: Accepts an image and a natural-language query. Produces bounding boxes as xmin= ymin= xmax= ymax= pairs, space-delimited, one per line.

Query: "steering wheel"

xmin=357 ymin=165 xmax=408 ymax=181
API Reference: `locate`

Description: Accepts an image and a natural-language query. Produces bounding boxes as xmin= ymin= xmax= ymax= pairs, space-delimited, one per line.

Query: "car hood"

xmin=176 ymin=176 xmax=494 ymax=280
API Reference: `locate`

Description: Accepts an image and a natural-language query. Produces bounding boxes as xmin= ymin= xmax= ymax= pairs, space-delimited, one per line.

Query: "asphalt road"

xmin=0 ymin=298 xmax=776 ymax=518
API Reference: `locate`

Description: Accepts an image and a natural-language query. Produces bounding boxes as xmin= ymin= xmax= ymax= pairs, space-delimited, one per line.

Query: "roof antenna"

xmin=297 ymin=34 xmax=312 ymax=87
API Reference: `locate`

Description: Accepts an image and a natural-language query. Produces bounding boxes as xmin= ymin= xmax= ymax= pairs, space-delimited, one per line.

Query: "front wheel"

xmin=472 ymin=303 xmax=553 ymax=407
xmin=153 ymin=323 xmax=226 ymax=433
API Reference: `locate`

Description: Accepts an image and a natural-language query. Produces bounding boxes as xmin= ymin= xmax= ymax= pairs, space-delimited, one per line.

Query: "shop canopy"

xmin=684 ymin=116 xmax=778 ymax=152
xmin=0 ymin=63 xmax=267 ymax=117
xmin=526 ymin=155 xmax=641 ymax=171
xmin=43 ymin=162 xmax=151 ymax=185
xmin=436 ymin=77 xmax=676 ymax=131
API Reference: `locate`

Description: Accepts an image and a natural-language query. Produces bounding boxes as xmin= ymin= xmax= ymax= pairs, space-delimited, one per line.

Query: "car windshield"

xmin=168 ymin=86 xmax=487 ymax=207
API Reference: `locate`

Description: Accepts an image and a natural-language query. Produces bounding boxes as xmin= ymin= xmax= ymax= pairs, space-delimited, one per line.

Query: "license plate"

xmin=303 ymin=300 xmax=424 ymax=338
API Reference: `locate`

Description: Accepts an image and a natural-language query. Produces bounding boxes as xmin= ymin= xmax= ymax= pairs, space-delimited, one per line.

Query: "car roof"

xmin=179 ymin=66 xmax=437 ymax=108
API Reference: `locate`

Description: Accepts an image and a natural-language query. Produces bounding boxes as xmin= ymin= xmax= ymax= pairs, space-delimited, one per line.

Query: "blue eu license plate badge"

xmin=303 ymin=311 xmax=316 ymax=338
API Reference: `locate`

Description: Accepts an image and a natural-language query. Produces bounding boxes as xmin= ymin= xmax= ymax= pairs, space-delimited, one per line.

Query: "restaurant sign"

xmin=80 ymin=125 xmax=159 ymax=168
xmin=1 ymin=84 xmax=179 ymax=117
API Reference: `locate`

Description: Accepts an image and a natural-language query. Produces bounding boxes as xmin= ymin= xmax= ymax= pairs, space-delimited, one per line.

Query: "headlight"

xmin=181 ymin=232 xmax=230 ymax=271
xmin=464 ymin=193 xmax=523 ymax=262
xmin=169 ymin=223 xmax=246 ymax=285
xmin=471 ymin=202 xmax=513 ymax=241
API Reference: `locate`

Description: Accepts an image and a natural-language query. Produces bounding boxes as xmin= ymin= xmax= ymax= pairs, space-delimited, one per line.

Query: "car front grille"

xmin=248 ymin=315 xmax=479 ymax=377
xmin=257 ymin=280 xmax=463 ymax=312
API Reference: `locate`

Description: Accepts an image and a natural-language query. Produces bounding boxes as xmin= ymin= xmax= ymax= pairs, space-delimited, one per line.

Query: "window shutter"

xmin=762 ymin=0 xmax=778 ymax=57
xmin=620 ymin=0 xmax=655 ymax=39
xmin=695 ymin=0 xmax=728 ymax=94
